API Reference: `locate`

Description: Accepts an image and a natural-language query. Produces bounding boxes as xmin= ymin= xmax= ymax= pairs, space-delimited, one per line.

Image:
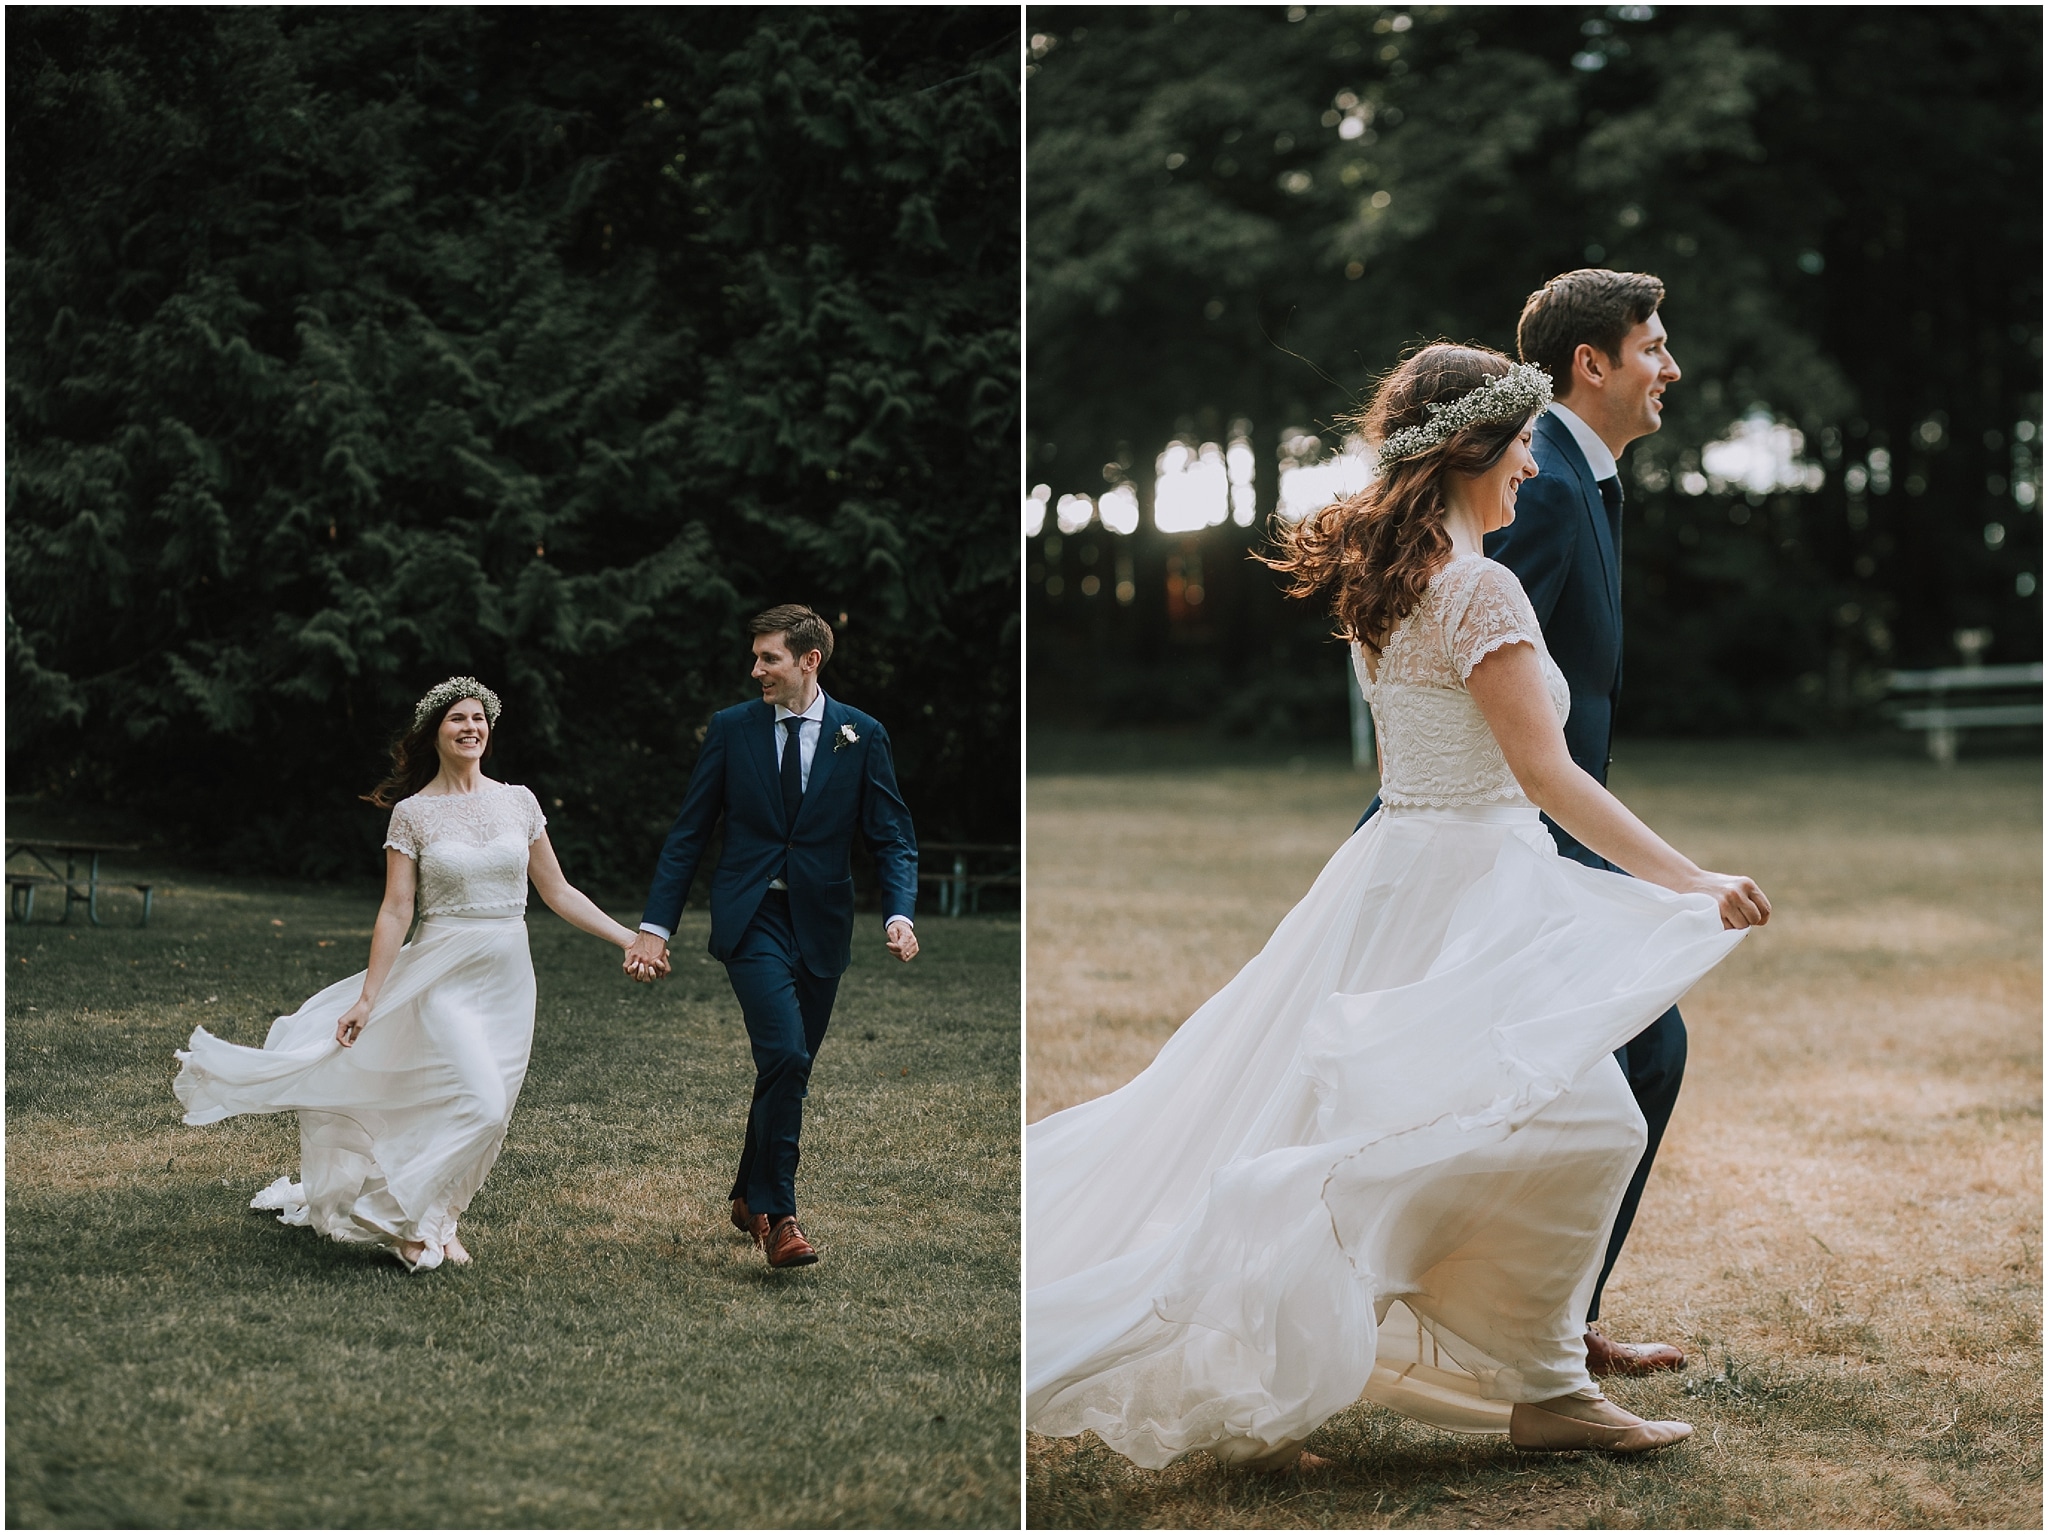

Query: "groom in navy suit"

xmin=625 ymin=605 xmax=918 ymax=1268
xmin=1495 ymin=270 xmax=1690 ymax=1374
xmin=1360 ymin=270 xmax=1689 ymax=1374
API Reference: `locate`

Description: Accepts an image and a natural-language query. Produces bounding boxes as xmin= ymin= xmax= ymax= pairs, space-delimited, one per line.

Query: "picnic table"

xmin=918 ymin=842 xmax=1019 ymax=918
xmin=5 ymin=839 xmax=153 ymax=926
xmin=1883 ymin=662 xmax=2042 ymax=765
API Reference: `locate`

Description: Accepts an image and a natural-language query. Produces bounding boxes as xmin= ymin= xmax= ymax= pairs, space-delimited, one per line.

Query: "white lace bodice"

xmin=383 ymin=783 xmax=548 ymax=916
xmin=1353 ymin=556 xmax=1570 ymax=810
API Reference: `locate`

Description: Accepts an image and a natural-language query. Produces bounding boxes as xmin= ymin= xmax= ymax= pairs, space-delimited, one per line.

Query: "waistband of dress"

xmin=1378 ymin=800 xmax=1539 ymax=825
xmin=418 ymin=908 xmax=526 ymax=925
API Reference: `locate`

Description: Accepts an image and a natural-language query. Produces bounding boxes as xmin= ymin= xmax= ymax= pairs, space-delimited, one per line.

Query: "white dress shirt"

xmin=639 ymin=687 xmax=911 ymax=941
xmin=1546 ymin=401 xmax=1619 ymax=482
xmin=764 ymin=690 xmax=827 ymax=889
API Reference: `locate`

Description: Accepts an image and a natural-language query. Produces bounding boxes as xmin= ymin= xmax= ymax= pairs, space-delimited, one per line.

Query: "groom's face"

xmin=751 ymin=633 xmax=820 ymax=709
xmin=1608 ymin=312 xmax=1680 ymax=444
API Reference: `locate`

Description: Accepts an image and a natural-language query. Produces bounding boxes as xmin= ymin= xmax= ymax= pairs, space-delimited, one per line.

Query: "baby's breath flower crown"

xmin=412 ymin=676 xmax=502 ymax=732
xmin=1374 ymin=362 xmax=1554 ymax=468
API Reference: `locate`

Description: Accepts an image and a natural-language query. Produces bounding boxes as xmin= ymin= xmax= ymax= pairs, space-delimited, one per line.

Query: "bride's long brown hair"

xmin=1263 ymin=342 xmax=1537 ymax=656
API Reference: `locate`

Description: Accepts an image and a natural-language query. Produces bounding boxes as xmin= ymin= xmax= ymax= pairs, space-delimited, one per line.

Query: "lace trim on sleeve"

xmin=522 ymin=786 xmax=548 ymax=844
xmin=1447 ymin=560 xmax=1546 ymax=681
xmin=382 ymin=799 xmax=421 ymax=859
xmin=1456 ymin=628 xmax=1542 ymax=681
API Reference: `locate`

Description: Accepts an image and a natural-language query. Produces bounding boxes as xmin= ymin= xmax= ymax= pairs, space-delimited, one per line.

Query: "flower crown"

xmin=412 ymin=675 xmax=502 ymax=731
xmin=1375 ymin=362 xmax=1554 ymax=467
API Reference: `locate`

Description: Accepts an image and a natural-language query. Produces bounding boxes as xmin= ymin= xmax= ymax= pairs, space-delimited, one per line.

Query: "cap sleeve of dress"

xmin=1349 ymin=640 xmax=1376 ymax=701
xmin=521 ymin=786 xmax=548 ymax=844
xmin=383 ymin=799 xmax=423 ymax=859
xmin=1447 ymin=559 xmax=1545 ymax=682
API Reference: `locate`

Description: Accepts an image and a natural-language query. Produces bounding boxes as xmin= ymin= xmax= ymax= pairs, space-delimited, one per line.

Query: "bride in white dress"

xmin=174 ymin=677 xmax=642 ymax=1272
xmin=1026 ymin=345 xmax=1771 ymax=1470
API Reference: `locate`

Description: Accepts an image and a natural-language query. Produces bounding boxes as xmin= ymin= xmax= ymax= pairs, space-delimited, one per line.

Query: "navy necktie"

xmin=780 ymin=717 xmax=804 ymax=829
xmin=1597 ymin=478 xmax=1626 ymax=708
xmin=1598 ymin=476 xmax=1624 ymax=563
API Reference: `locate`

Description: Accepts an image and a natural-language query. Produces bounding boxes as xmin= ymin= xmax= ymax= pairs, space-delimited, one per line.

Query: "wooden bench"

xmin=8 ymin=872 xmax=154 ymax=925
xmin=1884 ymin=662 xmax=2042 ymax=765
xmin=918 ymin=842 xmax=1020 ymax=917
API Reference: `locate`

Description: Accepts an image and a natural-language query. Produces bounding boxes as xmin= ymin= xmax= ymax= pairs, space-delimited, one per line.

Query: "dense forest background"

xmin=1026 ymin=4 xmax=2041 ymax=744
xmin=8 ymin=6 xmax=1019 ymax=886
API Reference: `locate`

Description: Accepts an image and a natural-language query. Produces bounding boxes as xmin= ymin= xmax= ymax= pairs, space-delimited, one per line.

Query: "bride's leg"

xmin=1372 ymin=1059 xmax=1648 ymax=1403
xmin=396 ymin=982 xmax=517 ymax=1271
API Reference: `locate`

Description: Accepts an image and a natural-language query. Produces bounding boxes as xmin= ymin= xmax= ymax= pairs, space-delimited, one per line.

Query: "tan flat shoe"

xmin=1240 ymin=1441 xmax=1333 ymax=1474
xmin=1510 ymin=1394 xmax=1691 ymax=1453
xmin=391 ymin=1239 xmax=440 ymax=1274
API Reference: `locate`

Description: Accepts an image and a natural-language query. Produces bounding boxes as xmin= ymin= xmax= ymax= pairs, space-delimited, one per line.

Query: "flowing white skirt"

xmin=1025 ymin=804 xmax=1744 ymax=1469
xmin=173 ymin=913 xmax=536 ymax=1271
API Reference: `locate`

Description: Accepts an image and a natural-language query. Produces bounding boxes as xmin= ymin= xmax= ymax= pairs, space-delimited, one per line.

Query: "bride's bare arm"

xmin=336 ymin=849 xmax=418 ymax=1046
xmin=526 ymin=832 xmax=639 ymax=949
xmin=1465 ymin=642 xmax=1770 ymax=930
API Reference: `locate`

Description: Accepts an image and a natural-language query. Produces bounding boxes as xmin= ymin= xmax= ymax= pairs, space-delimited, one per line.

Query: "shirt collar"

xmin=774 ymin=689 xmax=828 ymax=725
xmin=1546 ymin=401 xmax=1619 ymax=482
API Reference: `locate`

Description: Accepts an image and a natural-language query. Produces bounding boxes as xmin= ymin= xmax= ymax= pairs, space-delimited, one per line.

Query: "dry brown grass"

xmin=1026 ymin=739 xmax=2041 ymax=1529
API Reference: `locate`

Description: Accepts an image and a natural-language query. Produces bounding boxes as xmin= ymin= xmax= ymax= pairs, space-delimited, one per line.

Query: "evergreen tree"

xmin=1026 ymin=5 xmax=2040 ymax=738
xmin=9 ymin=6 xmax=1019 ymax=881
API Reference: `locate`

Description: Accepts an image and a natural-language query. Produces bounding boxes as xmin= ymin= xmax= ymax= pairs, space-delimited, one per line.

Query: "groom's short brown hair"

xmin=749 ymin=604 xmax=834 ymax=667
xmin=1517 ymin=269 xmax=1666 ymax=396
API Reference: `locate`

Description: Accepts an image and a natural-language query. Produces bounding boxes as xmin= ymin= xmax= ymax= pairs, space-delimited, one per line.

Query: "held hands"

xmin=623 ymin=930 xmax=671 ymax=984
xmin=885 ymin=918 xmax=918 ymax=963
xmin=1688 ymin=870 xmax=1772 ymax=930
xmin=335 ymin=998 xmax=371 ymax=1047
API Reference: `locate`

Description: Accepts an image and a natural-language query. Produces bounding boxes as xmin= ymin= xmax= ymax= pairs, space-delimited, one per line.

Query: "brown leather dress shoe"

xmin=764 ymin=1216 xmax=818 ymax=1268
xmin=731 ymin=1197 xmax=756 ymax=1238
xmin=1584 ymin=1323 xmax=1686 ymax=1376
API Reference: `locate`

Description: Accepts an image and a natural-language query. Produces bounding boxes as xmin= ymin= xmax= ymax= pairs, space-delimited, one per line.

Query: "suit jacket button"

xmin=785 ymin=839 xmax=794 ymax=849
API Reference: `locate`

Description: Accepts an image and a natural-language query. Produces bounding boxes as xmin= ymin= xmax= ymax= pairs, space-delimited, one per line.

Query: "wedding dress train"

xmin=174 ymin=783 xmax=548 ymax=1271
xmin=1025 ymin=556 xmax=1744 ymax=1468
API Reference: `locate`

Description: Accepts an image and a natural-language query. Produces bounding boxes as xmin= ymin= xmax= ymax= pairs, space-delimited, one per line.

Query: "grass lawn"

xmin=7 ymin=865 xmax=1019 ymax=1529
xmin=1026 ymin=738 xmax=2040 ymax=1529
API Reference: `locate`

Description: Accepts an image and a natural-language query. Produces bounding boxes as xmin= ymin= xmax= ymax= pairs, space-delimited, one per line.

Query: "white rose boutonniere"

xmin=833 ymin=723 xmax=860 ymax=752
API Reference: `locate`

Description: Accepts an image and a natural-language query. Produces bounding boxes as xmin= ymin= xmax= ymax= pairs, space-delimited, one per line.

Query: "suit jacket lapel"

xmin=1538 ymin=411 xmax=1621 ymax=627
xmin=794 ymin=695 xmax=843 ymax=831
xmin=744 ymin=701 xmax=786 ymax=831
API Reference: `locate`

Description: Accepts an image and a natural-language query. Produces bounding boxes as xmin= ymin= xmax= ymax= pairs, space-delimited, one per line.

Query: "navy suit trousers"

xmin=1593 ymin=1002 xmax=1686 ymax=1322
xmin=724 ymin=891 xmax=841 ymax=1220
xmin=1551 ymin=827 xmax=1687 ymax=1325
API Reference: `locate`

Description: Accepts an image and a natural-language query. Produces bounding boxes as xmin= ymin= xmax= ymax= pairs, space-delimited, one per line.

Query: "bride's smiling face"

xmin=436 ymin=700 xmax=490 ymax=768
xmin=1459 ymin=424 xmax=1540 ymax=535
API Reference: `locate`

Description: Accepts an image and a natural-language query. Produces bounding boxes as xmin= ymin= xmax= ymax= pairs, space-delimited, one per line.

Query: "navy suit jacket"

xmin=641 ymin=694 xmax=918 ymax=978
xmin=1481 ymin=408 xmax=1625 ymax=868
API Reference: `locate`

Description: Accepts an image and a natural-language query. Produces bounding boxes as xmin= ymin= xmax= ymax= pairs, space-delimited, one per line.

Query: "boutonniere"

xmin=832 ymin=723 xmax=860 ymax=752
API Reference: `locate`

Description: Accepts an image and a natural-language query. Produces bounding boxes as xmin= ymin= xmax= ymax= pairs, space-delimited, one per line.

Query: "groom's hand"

xmin=885 ymin=918 xmax=918 ymax=963
xmin=624 ymin=930 xmax=670 ymax=982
